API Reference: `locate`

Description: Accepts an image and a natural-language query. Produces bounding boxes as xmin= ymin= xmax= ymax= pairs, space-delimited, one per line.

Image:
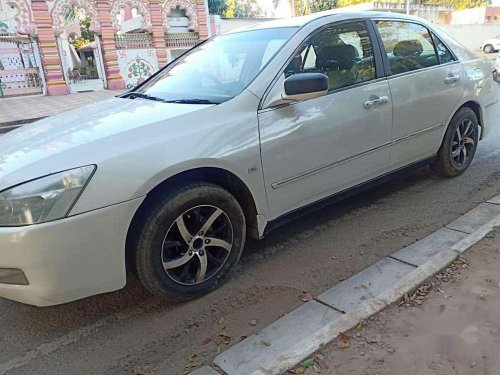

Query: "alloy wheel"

xmin=451 ymin=119 xmax=475 ymax=167
xmin=161 ymin=205 xmax=233 ymax=286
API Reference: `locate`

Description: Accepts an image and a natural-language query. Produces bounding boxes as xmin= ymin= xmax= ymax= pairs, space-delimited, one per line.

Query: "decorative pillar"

xmin=149 ymin=0 xmax=168 ymax=67
xmin=195 ymin=0 xmax=209 ymax=41
xmin=31 ymin=0 xmax=69 ymax=95
xmin=96 ymin=0 xmax=126 ymax=90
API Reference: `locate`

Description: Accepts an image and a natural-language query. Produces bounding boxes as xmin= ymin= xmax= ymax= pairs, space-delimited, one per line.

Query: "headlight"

xmin=0 ymin=166 xmax=95 ymax=226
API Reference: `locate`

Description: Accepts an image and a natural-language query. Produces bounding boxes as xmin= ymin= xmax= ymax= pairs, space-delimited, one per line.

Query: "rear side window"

xmin=375 ymin=21 xmax=438 ymax=75
xmin=431 ymin=32 xmax=456 ymax=64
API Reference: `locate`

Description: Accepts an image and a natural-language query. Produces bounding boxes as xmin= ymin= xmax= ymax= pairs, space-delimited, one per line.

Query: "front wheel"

xmin=431 ymin=107 xmax=479 ymax=177
xmin=134 ymin=183 xmax=246 ymax=301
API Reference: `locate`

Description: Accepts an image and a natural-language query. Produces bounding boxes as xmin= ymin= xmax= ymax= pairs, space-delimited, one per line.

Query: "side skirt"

xmin=262 ymin=156 xmax=437 ymax=237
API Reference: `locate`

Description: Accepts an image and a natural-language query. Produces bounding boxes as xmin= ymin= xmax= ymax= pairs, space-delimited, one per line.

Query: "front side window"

xmin=136 ymin=28 xmax=297 ymax=103
xmin=375 ymin=21 xmax=438 ymax=75
xmin=285 ymin=21 xmax=376 ymax=91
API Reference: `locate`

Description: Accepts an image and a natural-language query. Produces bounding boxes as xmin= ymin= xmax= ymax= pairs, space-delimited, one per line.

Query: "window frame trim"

xmin=259 ymin=18 xmax=386 ymax=111
xmin=370 ymin=18 xmax=460 ymax=79
xmin=429 ymin=30 xmax=458 ymax=65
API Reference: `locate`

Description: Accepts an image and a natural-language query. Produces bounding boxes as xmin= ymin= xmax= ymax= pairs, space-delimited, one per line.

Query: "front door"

xmin=258 ymin=21 xmax=393 ymax=218
xmin=373 ymin=20 xmax=465 ymax=168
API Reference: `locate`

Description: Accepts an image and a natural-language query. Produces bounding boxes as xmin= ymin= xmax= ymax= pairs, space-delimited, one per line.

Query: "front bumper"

xmin=0 ymin=198 xmax=143 ymax=306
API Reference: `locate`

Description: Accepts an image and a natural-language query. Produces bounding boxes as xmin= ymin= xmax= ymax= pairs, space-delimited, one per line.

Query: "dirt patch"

xmin=288 ymin=229 xmax=500 ymax=375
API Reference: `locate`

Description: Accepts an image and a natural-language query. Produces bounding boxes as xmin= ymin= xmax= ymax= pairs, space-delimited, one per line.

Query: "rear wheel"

xmin=134 ymin=183 xmax=246 ymax=301
xmin=483 ymin=44 xmax=494 ymax=54
xmin=431 ymin=107 xmax=479 ymax=177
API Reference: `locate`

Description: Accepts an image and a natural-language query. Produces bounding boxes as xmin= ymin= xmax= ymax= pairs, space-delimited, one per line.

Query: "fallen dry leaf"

xmin=338 ymin=332 xmax=351 ymax=342
xmin=214 ymin=334 xmax=231 ymax=346
xmin=299 ymin=291 xmax=313 ymax=302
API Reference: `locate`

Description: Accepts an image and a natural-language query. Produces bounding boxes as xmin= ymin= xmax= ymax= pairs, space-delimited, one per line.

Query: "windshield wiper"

xmin=165 ymin=99 xmax=219 ymax=105
xmin=121 ymin=92 xmax=166 ymax=102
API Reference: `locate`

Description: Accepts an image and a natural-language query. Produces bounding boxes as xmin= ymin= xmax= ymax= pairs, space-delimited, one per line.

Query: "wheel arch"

xmin=125 ymin=167 xmax=260 ymax=274
xmin=458 ymin=101 xmax=483 ymax=139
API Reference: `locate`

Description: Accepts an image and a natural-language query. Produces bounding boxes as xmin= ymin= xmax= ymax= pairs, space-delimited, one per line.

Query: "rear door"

xmin=373 ymin=19 xmax=465 ymax=169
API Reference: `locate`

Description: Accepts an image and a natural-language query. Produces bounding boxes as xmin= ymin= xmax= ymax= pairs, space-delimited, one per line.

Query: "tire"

xmin=483 ymin=44 xmax=494 ymax=54
xmin=134 ymin=183 xmax=246 ymax=301
xmin=431 ymin=107 xmax=479 ymax=177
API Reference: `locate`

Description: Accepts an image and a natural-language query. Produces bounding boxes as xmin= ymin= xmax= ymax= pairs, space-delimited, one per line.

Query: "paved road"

xmin=0 ymin=98 xmax=499 ymax=375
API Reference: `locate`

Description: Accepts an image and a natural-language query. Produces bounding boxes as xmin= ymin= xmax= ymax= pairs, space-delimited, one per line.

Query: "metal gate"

xmin=0 ymin=34 xmax=44 ymax=98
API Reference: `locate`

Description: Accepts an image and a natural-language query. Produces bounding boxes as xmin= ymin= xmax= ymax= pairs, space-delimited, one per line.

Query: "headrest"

xmin=317 ymin=44 xmax=358 ymax=71
xmin=393 ymin=40 xmax=423 ymax=57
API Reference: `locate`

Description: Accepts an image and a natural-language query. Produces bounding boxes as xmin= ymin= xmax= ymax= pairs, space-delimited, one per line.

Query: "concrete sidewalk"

xmin=0 ymin=89 xmax=126 ymax=127
xmin=301 ymin=228 xmax=500 ymax=375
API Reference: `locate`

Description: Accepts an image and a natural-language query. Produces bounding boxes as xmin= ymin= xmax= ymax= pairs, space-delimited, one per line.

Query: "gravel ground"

xmin=293 ymin=229 xmax=500 ymax=375
xmin=0 ymin=98 xmax=498 ymax=375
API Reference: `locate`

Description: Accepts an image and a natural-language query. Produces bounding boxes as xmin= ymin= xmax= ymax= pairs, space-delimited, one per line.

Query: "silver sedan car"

xmin=0 ymin=11 xmax=498 ymax=306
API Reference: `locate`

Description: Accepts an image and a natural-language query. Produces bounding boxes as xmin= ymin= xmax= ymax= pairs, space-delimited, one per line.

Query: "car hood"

xmin=0 ymin=97 xmax=213 ymax=190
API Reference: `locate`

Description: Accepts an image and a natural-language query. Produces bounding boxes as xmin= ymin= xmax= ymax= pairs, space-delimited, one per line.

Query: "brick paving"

xmin=0 ymin=89 xmax=127 ymax=126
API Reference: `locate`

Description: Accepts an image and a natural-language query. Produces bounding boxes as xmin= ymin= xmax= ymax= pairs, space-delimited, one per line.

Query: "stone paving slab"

xmin=214 ymin=301 xmax=342 ymax=375
xmin=446 ymin=203 xmax=500 ymax=234
xmin=317 ymin=257 xmax=415 ymax=312
xmin=487 ymin=194 xmax=500 ymax=205
xmin=189 ymin=366 xmax=221 ymax=375
xmin=391 ymin=227 xmax=467 ymax=266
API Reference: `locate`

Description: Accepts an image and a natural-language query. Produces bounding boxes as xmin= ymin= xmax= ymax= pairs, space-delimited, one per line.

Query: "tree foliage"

xmin=208 ymin=0 xmax=229 ymax=15
xmin=336 ymin=0 xmax=486 ymax=9
xmin=69 ymin=17 xmax=94 ymax=50
xmin=225 ymin=0 xmax=264 ymax=17
xmin=292 ymin=0 xmax=310 ymax=15
xmin=427 ymin=0 xmax=487 ymax=10
xmin=337 ymin=0 xmax=367 ymax=7
xmin=309 ymin=0 xmax=338 ymax=12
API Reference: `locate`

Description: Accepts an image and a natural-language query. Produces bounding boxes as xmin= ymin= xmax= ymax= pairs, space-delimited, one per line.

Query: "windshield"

xmin=134 ymin=27 xmax=297 ymax=104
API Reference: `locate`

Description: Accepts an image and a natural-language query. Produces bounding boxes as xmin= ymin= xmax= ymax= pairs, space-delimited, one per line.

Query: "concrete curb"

xmin=192 ymin=194 xmax=500 ymax=375
xmin=0 ymin=117 xmax=46 ymax=130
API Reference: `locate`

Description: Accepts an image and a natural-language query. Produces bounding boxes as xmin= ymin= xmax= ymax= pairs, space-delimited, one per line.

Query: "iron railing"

xmin=114 ymin=33 xmax=154 ymax=49
xmin=165 ymin=32 xmax=199 ymax=48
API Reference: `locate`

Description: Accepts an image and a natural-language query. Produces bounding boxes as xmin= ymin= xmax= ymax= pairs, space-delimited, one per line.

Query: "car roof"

xmin=226 ymin=10 xmax=426 ymax=33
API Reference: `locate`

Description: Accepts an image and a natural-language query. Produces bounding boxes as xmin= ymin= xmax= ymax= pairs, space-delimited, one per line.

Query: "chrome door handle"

xmin=444 ymin=75 xmax=460 ymax=84
xmin=363 ymin=96 xmax=389 ymax=109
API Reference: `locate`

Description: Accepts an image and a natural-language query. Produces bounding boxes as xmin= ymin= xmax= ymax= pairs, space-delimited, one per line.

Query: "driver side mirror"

xmin=265 ymin=73 xmax=329 ymax=108
xmin=283 ymin=73 xmax=329 ymax=101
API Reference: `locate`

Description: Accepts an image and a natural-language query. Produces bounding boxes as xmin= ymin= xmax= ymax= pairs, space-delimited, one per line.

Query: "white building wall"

xmin=451 ymin=7 xmax=487 ymax=25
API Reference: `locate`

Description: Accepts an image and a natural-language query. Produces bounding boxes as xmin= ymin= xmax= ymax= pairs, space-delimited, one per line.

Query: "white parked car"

xmin=0 ymin=12 xmax=498 ymax=306
xmin=480 ymin=35 xmax=500 ymax=53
